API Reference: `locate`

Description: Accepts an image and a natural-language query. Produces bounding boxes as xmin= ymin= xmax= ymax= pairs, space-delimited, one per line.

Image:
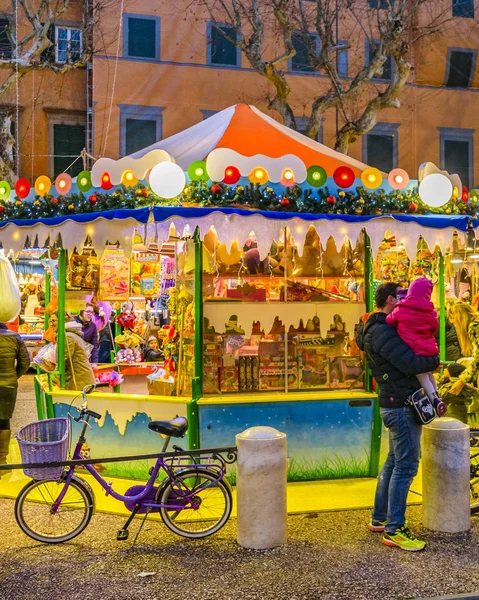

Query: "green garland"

xmin=0 ymin=180 xmax=476 ymax=222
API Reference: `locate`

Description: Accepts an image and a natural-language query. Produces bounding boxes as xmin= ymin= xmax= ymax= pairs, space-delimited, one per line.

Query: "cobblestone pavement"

xmin=1 ymin=376 xmax=478 ymax=600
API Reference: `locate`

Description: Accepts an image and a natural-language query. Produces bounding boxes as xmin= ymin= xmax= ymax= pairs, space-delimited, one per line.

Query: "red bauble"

xmin=100 ymin=172 xmax=113 ymax=190
xmin=50 ymin=197 xmax=59 ymax=205
xmin=141 ymin=188 xmax=149 ymax=197
xmin=211 ymin=183 xmax=221 ymax=194
xmin=15 ymin=178 xmax=31 ymax=199
xmin=462 ymin=186 xmax=469 ymax=202
xmin=408 ymin=202 xmax=418 ymax=213
xmin=88 ymin=194 xmax=98 ymax=204
xmin=333 ymin=166 xmax=355 ymax=188
xmin=223 ymin=166 xmax=241 ymax=185
xmin=0 ymin=205 xmax=4 ymax=213
xmin=326 ymin=195 xmax=336 ymax=205
xmin=280 ymin=197 xmax=290 ymax=207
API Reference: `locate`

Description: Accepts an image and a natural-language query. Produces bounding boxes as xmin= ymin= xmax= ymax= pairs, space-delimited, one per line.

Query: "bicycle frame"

xmin=52 ymin=414 xmax=226 ymax=514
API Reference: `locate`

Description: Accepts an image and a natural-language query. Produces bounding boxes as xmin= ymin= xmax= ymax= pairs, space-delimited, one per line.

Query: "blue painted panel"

xmin=199 ymin=399 xmax=373 ymax=480
xmin=53 ymin=402 xmax=189 ymax=481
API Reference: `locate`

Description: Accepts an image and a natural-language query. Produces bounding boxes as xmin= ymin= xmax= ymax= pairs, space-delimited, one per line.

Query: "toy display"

xmin=375 ymin=233 xmax=410 ymax=284
xmin=99 ymin=248 xmax=130 ymax=300
xmin=67 ymin=251 xmax=99 ymax=291
xmin=130 ymin=251 xmax=162 ymax=297
xmin=330 ymin=357 xmax=364 ymax=389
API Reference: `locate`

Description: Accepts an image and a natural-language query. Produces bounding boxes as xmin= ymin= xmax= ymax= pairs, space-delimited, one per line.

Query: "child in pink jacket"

xmin=386 ymin=277 xmax=446 ymax=416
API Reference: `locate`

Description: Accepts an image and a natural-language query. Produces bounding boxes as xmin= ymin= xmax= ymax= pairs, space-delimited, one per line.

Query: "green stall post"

xmin=438 ymin=252 xmax=446 ymax=364
xmin=57 ymin=248 xmax=67 ymax=390
xmin=187 ymin=227 xmax=203 ymax=450
xmin=364 ymin=231 xmax=382 ymax=477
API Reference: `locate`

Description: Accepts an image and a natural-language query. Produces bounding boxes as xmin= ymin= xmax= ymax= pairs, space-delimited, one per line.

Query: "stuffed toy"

xmin=116 ymin=301 xmax=136 ymax=329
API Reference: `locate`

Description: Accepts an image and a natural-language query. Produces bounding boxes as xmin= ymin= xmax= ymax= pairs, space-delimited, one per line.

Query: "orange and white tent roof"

xmin=130 ymin=103 xmax=370 ymax=176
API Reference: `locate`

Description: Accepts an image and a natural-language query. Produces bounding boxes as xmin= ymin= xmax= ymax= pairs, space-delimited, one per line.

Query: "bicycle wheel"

xmin=15 ymin=475 xmax=94 ymax=543
xmin=157 ymin=468 xmax=232 ymax=539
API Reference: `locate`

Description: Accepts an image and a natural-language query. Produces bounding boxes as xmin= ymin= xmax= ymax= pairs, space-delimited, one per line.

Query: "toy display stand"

xmin=28 ymin=214 xmax=461 ymax=486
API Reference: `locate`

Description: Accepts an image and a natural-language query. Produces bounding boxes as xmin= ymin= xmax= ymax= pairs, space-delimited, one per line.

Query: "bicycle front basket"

xmin=16 ymin=418 xmax=70 ymax=480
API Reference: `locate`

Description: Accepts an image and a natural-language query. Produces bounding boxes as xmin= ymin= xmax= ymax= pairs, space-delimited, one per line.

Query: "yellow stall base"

xmin=0 ymin=440 xmax=422 ymax=517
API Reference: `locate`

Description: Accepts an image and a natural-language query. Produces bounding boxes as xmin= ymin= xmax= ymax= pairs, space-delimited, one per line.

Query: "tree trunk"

xmin=0 ymin=112 xmax=16 ymax=181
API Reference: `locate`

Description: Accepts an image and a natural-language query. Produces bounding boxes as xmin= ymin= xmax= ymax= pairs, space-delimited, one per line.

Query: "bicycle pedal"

xmin=116 ymin=529 xmax=129 ymax=541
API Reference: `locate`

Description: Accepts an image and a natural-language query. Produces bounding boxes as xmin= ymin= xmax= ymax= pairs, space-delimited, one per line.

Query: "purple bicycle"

xmin=14 ymin=383 xmax=234 ymax=544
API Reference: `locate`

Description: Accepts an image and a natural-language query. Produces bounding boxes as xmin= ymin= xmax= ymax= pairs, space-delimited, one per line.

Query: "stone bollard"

xmin=236 ymin=426 xmax=287 ymax=549
xmin=422 ymin=417 xmax=470 ymax=533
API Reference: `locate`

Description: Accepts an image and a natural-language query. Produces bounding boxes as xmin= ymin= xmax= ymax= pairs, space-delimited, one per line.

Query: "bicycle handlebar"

xmin=76 ymin=382 xmax=110 ymax=421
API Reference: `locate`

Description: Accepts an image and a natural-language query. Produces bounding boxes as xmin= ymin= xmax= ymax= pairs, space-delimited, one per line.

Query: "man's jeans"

xmin=372 ymin=406 xmax=422 ymax=534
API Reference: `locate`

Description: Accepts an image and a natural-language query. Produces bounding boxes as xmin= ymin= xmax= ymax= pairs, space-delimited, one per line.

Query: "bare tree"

xmin=0 ymin=0 xmax=100 ymax=180
xmin=192 ymin=0 xmax=457 ymax=154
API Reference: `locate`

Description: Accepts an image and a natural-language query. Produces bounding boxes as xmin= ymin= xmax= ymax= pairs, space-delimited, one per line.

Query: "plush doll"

xmin=116 ymin=301 xmax=136 ymax=329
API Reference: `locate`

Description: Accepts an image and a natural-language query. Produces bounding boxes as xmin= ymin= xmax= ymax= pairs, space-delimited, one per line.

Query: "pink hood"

xmin=407 ymin=277 xmax=434 ymax=302
xmin=386 ymin=278 xmax=438 ymax=356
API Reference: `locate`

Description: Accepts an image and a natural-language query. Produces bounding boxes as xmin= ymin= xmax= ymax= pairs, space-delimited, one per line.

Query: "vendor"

xmin=143 ymin=335 xmax=163 ymax=362
xmin=49 ymin=312 xmax=95 ymax=391
xmin=74 ymin=303 xmax=99 ymax=364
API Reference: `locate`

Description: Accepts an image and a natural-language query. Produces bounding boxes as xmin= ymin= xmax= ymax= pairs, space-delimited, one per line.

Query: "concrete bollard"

xmin=422 ymin=417 xmax=470 ymax=533
xmin=236 ymin=426 xmax=287 ymax=549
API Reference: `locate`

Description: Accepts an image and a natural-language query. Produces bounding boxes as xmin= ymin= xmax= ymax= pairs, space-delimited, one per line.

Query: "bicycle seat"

xmin=148 ymin=417 xmax=188 ymax=437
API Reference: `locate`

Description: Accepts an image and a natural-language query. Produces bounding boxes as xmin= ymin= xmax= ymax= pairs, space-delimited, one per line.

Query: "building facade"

xmin=1 ymin=0 xmax=477 ymax=187
xmin=0 ymin=1 xmax=89 ymax=181
xmin=91 ymin=0 xmax=479 ymax=189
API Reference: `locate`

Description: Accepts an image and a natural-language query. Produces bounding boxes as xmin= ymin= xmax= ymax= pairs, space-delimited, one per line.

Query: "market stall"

xmin=0 ymin=104 xmax=477 ymax=483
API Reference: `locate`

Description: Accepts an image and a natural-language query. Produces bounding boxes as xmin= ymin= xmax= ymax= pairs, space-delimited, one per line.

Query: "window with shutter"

xmin=125 ymin=119 xmax=157 ymax=155
xmin=40 ymin=24 xmax=55 ymax=63
xmin=366 ymin=134 xmax=394 ymax=173
xmin=53 ymin=124 xmax=85 ymax=177
xmin=444 ymin=140 xmax=470 ymax=188
xmin=0 ymin=18 xmax=12 ymax=60
xmin=367 ymin=40 xmax=392 ymax=80
xmin=291 ymin=32 xmax=317 ymax=72
xmin=209 ymin=25 xmax=238 ymax=66
xmin=446 ymin=49 xmax=475 ymax=88
xmin=127 ymin=17 xmax=157 ymax=59
xmin=452 ymin=0 xmax=474 ymax=18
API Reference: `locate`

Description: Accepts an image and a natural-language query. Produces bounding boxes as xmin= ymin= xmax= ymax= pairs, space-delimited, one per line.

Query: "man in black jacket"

xmin=357 ymin=282 xmax=440 ymax=551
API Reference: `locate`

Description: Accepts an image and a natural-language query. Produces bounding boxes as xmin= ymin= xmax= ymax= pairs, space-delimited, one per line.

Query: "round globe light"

xmin=149 ymin=162 xmax=186 ymax=199
xmin=418 ymin=173 xmax=453 ymax=208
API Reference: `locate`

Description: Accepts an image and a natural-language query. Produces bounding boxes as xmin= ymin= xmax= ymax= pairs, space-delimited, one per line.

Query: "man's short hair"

xmin=375 ymin=282 xmax=402 ymax=309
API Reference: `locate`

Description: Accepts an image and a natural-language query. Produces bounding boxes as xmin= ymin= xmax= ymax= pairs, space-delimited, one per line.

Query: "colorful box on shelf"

xmin=204 ymin=366 xmax=220 ymax=393
xmin=220 ymin=367 xmax=239 ymax=393
xmin=330 ymin=357 xmax=364 ymax=389
xmin=299 ymin=347 xmax=330 ymax=389
xmin=259 ymin=363 xmax=299 ymax=391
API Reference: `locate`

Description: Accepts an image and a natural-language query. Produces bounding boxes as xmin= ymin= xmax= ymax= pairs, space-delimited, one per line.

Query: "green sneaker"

xmin=368 ymin=520 xmax=386 ymax=532
xmin=382 ymin=525 xmax=426 ymax=552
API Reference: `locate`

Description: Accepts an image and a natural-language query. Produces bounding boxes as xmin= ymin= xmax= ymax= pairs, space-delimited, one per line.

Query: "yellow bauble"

xmin=359 ymin=197 xmax=365 ymax=204
xmin=68 ymin=204 xmax=75 ymax=210
xmin=184 ymin=187 xmax=190 ymax=195
xmin=33 ymin=200 xmax=41 ymax=206
xmin=446 ymin=208 xmax=452 ymax=214
xmin=15 ymin=200 xmax=22 ymax=206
